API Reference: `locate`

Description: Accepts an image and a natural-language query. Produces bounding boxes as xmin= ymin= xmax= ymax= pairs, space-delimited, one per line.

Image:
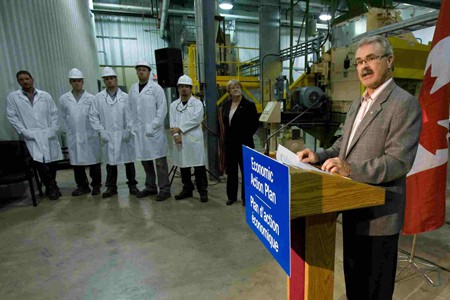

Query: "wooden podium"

xmin=287 ymin=167 xmax=385 ymax=300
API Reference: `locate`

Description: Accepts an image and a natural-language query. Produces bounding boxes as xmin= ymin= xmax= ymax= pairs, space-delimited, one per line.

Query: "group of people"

xmin=6 ymin=34 xmax=421 ymax=299
xmin=6 ymin=57 xmax=261 ymax=205
xmin=6 ymin=60 xmax=212 ymax=203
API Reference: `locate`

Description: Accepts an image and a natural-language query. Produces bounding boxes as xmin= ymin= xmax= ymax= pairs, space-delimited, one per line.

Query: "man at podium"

xmin=297 ymin=35 xmax=422 ymax=300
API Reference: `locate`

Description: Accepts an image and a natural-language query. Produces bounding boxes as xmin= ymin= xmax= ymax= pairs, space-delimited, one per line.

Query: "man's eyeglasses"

xmin=354 ymin=54 xmax=388 ymax=68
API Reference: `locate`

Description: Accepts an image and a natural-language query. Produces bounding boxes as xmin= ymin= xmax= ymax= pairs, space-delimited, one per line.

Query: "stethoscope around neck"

xmin=176 ymin=100 xmax=193 ymax=112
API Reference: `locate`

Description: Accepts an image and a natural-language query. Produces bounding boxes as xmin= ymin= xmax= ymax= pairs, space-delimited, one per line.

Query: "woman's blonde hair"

xmin=226 ymin=79 xmax=243 ymax=93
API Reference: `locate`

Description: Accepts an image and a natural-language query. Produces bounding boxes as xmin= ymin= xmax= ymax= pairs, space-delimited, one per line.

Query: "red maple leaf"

xmin=417 ymin=68 xmax=449 ymax=154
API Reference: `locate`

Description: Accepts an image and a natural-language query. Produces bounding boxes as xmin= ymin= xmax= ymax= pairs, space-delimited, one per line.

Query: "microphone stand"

xmin=264 ymin=96 xmax=325 ymax=156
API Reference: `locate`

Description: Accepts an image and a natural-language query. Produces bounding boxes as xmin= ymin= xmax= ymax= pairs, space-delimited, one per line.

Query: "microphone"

xmin=264 ymin=95 xmax=326 ymax=155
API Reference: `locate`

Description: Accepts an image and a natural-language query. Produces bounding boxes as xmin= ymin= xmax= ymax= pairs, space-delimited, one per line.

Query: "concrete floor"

xmin=0 ymin=154 xmax=449 ymax=299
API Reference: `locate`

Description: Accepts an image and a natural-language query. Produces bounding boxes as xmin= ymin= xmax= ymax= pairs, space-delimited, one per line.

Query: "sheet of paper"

xmin=276 ymin=144 xmax=328 ymax=174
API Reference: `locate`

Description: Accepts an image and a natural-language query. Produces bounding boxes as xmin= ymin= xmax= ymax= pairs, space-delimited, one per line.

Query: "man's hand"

xmin=296 ymin=148 xmax=319 ymax=163
xmin=122 ymin=130 xmax=131 ymax=142
xmin=100 ymin=131 xmax=109 ymax=143
xmin=21 ymin=129 xmax=34 ymax=141
xmin=321 ymin=157 xmax=351 ymax=177
xmin=47 ymin=128 xmax=58 ymax=140
xmin=170 ymin=127 xmax=181 ymax=135
xmin=171 ymin=127 xmax=182 ymax=144
xmin=173 ymin=135 xmax=182 ymax=144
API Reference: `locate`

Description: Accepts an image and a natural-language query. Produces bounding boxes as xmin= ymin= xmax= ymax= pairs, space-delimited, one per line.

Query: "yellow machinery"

xmin=271 ymin=36 xmax=430 ymax=150
xmin=181 ymin=7 xmax=432 ymax=150
xmin=185 ymin=44 xmax=263 ymax=113
xmin=289 ymin=8 xmax=431 ymax=123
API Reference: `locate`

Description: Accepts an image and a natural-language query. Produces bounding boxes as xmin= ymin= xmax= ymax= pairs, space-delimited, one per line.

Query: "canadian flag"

xmin=404 ymin=0 xmax=450 ymax=235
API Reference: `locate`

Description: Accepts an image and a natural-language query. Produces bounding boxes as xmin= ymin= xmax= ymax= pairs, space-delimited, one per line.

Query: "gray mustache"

xmin=361 ymin=69 xmax=373 ymax=76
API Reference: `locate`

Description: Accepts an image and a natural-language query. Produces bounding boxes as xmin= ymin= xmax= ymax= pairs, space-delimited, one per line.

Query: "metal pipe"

xmin=194 ymin=0 xmax=205 ymax=83
xmin=160 ymin=0 xmax=170 ymax=39
xmin=289 ymin=0 xmax=294 ymax=83
xmin=92 ymin=3 xmax=328 ymax=29
xmin=99 ymin=22 xmax=108 ymax=65
xmin=151 ymin=0 xmax=155 ymax=17
xmin=409 ymin=234 xmax=417 ymax=262
xmin=203 ymin=0 xmax=220 ymax=179
xmin=304 ymin=0 xmax=309 ymax=73
xmin=93 ymin=3 xmax=154 ymax=14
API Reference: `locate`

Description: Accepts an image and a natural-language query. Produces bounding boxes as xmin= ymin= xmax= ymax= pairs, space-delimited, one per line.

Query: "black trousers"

xmin=105 ymin=163 xmax=137 ymax=191
xmin=142 ymin=157 xmax=170 ymax=195
xmin=180 ymin=166 xmax=207 ymax=193
xmin=226 ymin=147 xmax=245 ymax=201
xmin=343 ymin=222 xmax=400 ymax=300
xmin=73 ymin=163 xmax=102 ymax=188
xmin=33 ymin=161 xmax=58 ymax=188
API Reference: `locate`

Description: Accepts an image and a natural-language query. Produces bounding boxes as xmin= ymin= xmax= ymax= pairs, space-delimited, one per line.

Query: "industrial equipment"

xmin=273 ymin=76 xmax=289 ymax=111
xmin=261 ymin=5 xmax=433 ymax=151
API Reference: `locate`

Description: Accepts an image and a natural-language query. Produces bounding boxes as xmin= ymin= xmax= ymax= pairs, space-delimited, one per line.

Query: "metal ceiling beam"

xmin=220 ymin=13 xmax=329 ymax=29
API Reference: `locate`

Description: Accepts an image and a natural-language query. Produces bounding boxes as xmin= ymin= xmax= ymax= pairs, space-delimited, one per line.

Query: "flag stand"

xmin=396 ymin=234 xmax=441 ymax=286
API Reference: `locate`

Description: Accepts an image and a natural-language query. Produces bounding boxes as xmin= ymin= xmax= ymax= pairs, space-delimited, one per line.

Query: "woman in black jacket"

xmin=220 ymin=79 xmax=259 ymax=206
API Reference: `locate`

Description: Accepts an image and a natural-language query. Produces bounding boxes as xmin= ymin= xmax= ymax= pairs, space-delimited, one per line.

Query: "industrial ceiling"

xmin=91 ymin=0 xmax=440 ymax=19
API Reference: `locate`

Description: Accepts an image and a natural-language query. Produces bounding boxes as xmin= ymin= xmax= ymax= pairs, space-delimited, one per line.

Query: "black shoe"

xmin=102 ymin=189 xmax=117 ymax=198
xmin=45 ymin=187 xmax=61 ymax=197
xmin=136 ymin=189 xmax=158 ymax=198
xmin=200 ymin=193 xmax=208 ymax=203
xmin=226 ymin=199 xmax=236 ymax=205
xmin=174 ymin=189 xmax=193 ymax=200
xmin=72 ymin=186 xmax=91 ymax=196
xmin=91 ymin=187 xmax=101 ymax=196
xmin=129 ymin=186 xmax=140 ymax=195
xmin=156 ymin=193 xmax=171 ymax=201
xmin=48 ymin=186 xmax=60 ymax=200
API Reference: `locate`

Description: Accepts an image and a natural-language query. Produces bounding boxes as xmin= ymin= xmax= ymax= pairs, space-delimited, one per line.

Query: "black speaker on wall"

xmin=155 ymin=48 xmax=183 ymax=88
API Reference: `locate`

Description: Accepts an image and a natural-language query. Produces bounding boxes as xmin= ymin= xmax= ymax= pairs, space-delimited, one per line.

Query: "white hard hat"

xmin=101 ymin=67 xmax=117 ymax=77
xmin=135 ymin=58 xmax=151 ymax=70
xmin=177 ymin=75 xmax=193 ymax=86
xmin=68 ymin=68 xmax=84 ymax=79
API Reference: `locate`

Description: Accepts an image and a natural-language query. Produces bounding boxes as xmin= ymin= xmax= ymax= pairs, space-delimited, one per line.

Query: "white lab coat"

xmin=169 ymin=96 xmax=206 ymax=167
xmin=60 ymin=91 xmax=101 ymax=165
xmin=89 ymin=89 xmax=135 ymax=165
xmin=6 ymin=89 xmax=63 ymax=163
xmin=129 ymin=81 xmax=168 ymax=160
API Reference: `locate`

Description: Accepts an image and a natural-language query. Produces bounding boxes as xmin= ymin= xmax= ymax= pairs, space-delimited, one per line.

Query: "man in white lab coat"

xmin=169 ymin=75 xmax=208 ymax=202
xmin=6 ymin=70 xmax=63 ymax=200
xmin=89 ymin=67 xmax=139 ymax=198
xmin=129 ymin=59 xmax=171 ymax=201
xmin=60 ymin=68 xmax=102 ymax=197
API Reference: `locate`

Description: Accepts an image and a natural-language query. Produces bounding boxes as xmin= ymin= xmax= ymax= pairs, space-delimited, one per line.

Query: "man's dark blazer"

xmin=317 ymin=80 xmax=422 ymax=236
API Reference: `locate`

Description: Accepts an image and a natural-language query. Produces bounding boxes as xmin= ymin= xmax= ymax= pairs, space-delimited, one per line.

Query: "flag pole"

xmin=396 ymin=234 xmax=441 ymax=286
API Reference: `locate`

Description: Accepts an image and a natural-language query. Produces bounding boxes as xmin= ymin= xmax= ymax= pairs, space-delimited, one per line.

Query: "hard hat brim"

xmin=135 ymin=65 xmax=151 ymax=70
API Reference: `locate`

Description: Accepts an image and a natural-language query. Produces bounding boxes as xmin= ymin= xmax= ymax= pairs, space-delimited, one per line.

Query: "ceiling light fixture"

xmin=319 ymin=7 xmax=332 ymax=21
xmin=219 ymin=0 xmax=233 ymax=10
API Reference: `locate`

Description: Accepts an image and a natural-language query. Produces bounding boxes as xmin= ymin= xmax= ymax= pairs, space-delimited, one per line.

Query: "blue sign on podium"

xmin=243 ymin=146 xmax=291 ymax=276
